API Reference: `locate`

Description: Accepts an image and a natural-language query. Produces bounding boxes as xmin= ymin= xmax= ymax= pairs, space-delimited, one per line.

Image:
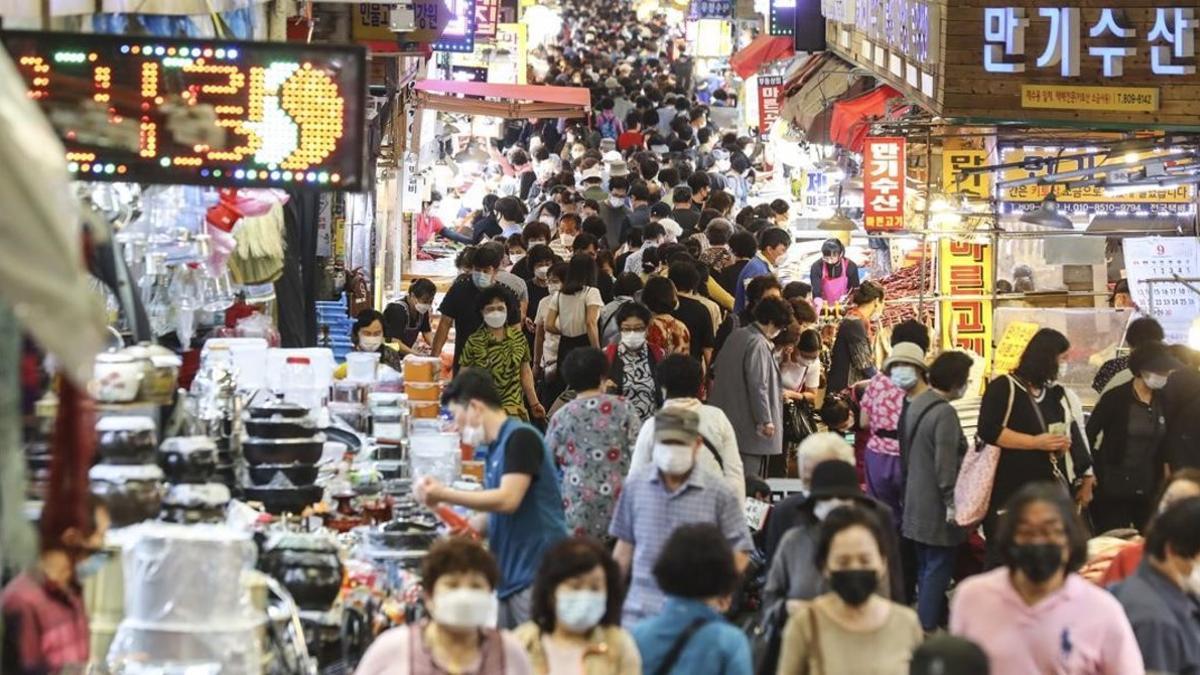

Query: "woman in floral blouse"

xmin=642 ymin=276 xmax=691 ymax=356
xmin=545 ymin=347 xmax=641 ymax=540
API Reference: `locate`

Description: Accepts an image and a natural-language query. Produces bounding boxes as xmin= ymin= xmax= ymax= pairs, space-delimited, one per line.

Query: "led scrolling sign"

xmin=0 ymin=31 xmax=367 ymax=190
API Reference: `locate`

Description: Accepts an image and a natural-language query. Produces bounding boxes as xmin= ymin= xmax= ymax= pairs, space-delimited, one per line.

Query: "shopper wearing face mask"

xmin=733 ymin=227 xmax=791 ymax=315
xmin=1087 ymin=341 xmax=1179 ymax=534
xmin=761 ymin=435 xmax=855 ymax=563
xmin=632 ymin=524 xmax=754 ymax=675
xmin=544 ymin=349 xmax=641 ymax=540
xmin=602 ymin=302 xmax=663 ymax=424
xmin=709 ymin=296 xmax=793 ymax=479
xmin=627 ymin=354 xmax=745 ymax=504
xmin=1111 ymin=497 xmax=1200 ymax=675
xmin=899 ymin=351 xmax=973 ymax=632
xmin=598 ymin=176 xmax=630 ymax=250
xmin=764 ymin=460 xmax=905 ymax=609
xmin=433 ymin=243 xmax=507 ymax=372
xmin=950 ymin=484 xmax=1143 ymax=675
xmin=862 ymin=339 xmax=929 ymax=524
xmin=381 ymin=278 xmax=437 ymax=356
xmin=356 ymin=537 xmax=534 ymax=674
xmin=598 ymin=272 xmax=642 ymax=347
xmin=335 ymin=309 xmax=404 ymax=380
xmin=776 ymin=506 xmax=922 ymax=675
xmin=512 ymin=537 xmax=640 ymax=674
xmin=1099 ymin=468 xmax=1200 ymax=585
xmin=609 ymin=408 xmax=753 ymax=625
xmin=826 ymin=281 xmax=886 ymax=393
xmin=2 ymin=496 xmax=110 ymax=675
xmin=414 ymin=370 xmax=567 ymax=628
xmin=548 ymin=213 xmax=580 ymax=261
xmin=977 ymin=329 xmax=1095 ymax=541
xmin=461 ymin=287 xmax=545 ymax=422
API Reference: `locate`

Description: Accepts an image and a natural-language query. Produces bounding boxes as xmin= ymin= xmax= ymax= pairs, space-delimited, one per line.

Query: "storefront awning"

xmin=413 ymin=80 xmax=592 ymax=119
xmin=777 ymin=52 xmax=861 ymax=138
xmin=829 ymin=84 xmax=903 ymax=153
xmin=729 ymin=35 xmax=795 ymax=80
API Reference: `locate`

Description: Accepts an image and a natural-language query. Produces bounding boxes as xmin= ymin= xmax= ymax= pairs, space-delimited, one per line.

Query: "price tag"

xmin=744 ymin=498 xmax=771 ymax=532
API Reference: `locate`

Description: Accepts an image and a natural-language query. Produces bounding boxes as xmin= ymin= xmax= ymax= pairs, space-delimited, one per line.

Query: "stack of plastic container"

xmin=402 ymin=355 xmax=443 ymax=419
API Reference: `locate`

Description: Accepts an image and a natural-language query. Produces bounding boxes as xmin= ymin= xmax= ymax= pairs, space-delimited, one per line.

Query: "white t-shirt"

xmin=536 ymin=297 xmax=560 ymax=369
xmin=550 ymin=286 xmax=603 ymax=338
xmin=781 ymin=361 xmax=821 ymax=392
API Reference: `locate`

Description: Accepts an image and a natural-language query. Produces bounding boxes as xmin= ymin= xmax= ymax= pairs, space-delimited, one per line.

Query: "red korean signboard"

xmin=474 ymin=0 xmax=500 ymax=40
xmin=863 ymin=136 xmax=906 ymax=232
xmin=757 ymin=74 xmax=783 ymax=135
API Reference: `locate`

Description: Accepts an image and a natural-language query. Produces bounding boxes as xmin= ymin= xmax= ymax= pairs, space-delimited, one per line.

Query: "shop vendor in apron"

xmin=413 ymin=368 xmax=568 ymax=629
xmin=810 ymin=238 xmax=861 ymax=307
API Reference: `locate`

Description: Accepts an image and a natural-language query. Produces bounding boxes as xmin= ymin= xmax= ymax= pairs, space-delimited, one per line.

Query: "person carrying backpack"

xmin=595 ymin=97 xmax=624 ymax=140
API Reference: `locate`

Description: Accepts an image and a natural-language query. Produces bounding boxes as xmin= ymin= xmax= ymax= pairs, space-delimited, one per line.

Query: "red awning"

xmin=828 ymin=85 xmax=904 ymax=153
xmin=729 ymin=35 xmax=795 ymax=80
xmin=413 ymin=80 xmax=592 ymax=118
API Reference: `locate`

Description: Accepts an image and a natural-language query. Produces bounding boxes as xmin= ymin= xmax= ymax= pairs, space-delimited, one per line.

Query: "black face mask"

xmin=829 ymin=569 xmax=878 ymax=606
xmin=1009 ymin=543 xmax=1064 ymax=583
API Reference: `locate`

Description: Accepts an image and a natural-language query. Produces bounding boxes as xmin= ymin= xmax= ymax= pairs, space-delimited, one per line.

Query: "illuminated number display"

xmin=1 ymin=31 xmax=367 ymax=190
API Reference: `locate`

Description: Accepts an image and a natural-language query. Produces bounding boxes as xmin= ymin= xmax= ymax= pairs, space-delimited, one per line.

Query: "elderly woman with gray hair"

xmin=762 ymin=433 xmax=855 ymax=562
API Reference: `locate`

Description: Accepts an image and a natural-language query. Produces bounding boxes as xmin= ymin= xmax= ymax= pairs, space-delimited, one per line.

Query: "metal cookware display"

xmin=244 ymin=416 xmax=317 ymax=440
xmin=259 ymin=533 xmax=344 ymax=611
xmin=247 ymin=463 xmax=319 ymax=487
xmin=246 ymin=397 xmax=310 ymax=420
xmin=242 ymin=484 xmax=324 ymax=515
xmin=88 ymin=464 xmax=164 ymax=527
xmin=242 ymin=436 xmax=324 ymax=465
xmin=96 ymin=416 xmax=158 ymax=465
xmin=157 ymin=436 xmax=218 ymax=484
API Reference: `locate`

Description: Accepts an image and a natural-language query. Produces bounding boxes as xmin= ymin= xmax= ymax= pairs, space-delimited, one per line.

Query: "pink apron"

xmin=820 ymin=262 xmax=850 ymax=304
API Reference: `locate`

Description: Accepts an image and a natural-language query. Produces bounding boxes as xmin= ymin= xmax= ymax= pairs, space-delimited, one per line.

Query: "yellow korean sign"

xmin=999 ymin=147 xmax=1192 ymax=205
xmin=1021 ymin=85 xmax=1159 ymax=113
xmin=939 ymin=239 xmax=993 ymax=363
xmin=993 ymin=321 xmax=1040 ymax=375
xmin=942 ymin=148 xmax=992 ymax=199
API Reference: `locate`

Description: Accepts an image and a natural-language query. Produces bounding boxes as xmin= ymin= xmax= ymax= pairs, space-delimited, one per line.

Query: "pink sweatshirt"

xmin=950 ymin=568 xmax=1144 ymax=675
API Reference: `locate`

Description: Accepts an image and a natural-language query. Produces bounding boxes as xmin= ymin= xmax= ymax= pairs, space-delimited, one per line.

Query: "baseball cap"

xmin=653 ymin=408 xmax=701 ymax=444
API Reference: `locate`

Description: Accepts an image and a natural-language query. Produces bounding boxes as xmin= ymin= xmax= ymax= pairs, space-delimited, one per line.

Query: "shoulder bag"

xmin=953 ymin=375 xmax=1015 ymax=527
xmin=653 ymin=617 xmax=713 ymax=675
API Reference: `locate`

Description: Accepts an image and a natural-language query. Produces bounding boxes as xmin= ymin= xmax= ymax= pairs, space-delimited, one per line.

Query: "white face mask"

xmin=548 ymin=282 xmax=563 ymax=294
xmin=534 ymin=265 xmax=550 ymax=280
xmin=509 ymin=253 xmax=525 ymax=266
xmin=1144 ymin=372 xmax=1169 ymax=390
xmin=813 ymin=497 xmax=854 ymax=521
xmin=652 ymin=441 xmax=694 ymax=475
xmin=1188 ymin=561 xmax=1200 ymax=596
xmin=798 ymin=356 xmax=817 ymax=367
xmin=483 ymin=309 xmax=508 ymax=328
xmin=555 ymin=590 xmax=607 ymax=633
xmin=1057 ymin=362 xmax=1068 ymax=382
xmin=528 ymin=239 xmax=547 ymax=248
xmin=359 ymin=335 xmax=383 ymax=352
xmin=430 ymin=588 xmax=499 ymax=629
xmin=609 ymin=196 xmax=625 ymax=207
xmin=414 ymin=302 xmax=432 ymax=314
xmin=540 ymin=215 xmax=556 ymax=226
xmin=621 ymin=330 xmax=647 ymax=350
xmin=461 ymin=423 xmax=486 ymax=446
xmin=560 ymin=233 xmax=576 ymax=247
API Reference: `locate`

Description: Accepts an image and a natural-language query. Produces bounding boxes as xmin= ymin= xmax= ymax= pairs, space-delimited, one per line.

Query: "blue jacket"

xmin=733 ymin=254 xmax=774 ymax=315
xmin=632 ymin=597 xmax=752 ymax=675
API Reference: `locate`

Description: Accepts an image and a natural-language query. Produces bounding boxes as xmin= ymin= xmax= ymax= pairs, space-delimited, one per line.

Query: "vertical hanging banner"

xmin=941 ymin=147 xmax=992 ymax=199
xmin=433 ymin=0 xmax=477 ymax=53
xmin=757 ymin=75 xmax=783 ymax=134
xmin=863 ymin=136 xmax=906 ymax=232
xmin=492 ymin=23 xmax=528 ymax=84
xmin=939 ymin=240 xmax=994 ymax=363
xmin=474 ymin=0 xmax=500 ymax=40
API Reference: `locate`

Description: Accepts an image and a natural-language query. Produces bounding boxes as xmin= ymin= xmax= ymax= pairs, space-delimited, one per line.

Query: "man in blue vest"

xmin=413 ymin=368 xmax=568 ymax=628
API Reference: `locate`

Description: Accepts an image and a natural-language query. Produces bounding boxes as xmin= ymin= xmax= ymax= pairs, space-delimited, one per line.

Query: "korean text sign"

xmin=757 ymin=75 xmax=783 ymax=135
xmin=863 ymin=137 xmax=906 ymax=232
xmin=984 ymin=7 xmax=1198 ymax=78
xmin=1 ymin=30 xmax=366 ymax=190
xmin=939 ymin=240 xmax=994 ymax=362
